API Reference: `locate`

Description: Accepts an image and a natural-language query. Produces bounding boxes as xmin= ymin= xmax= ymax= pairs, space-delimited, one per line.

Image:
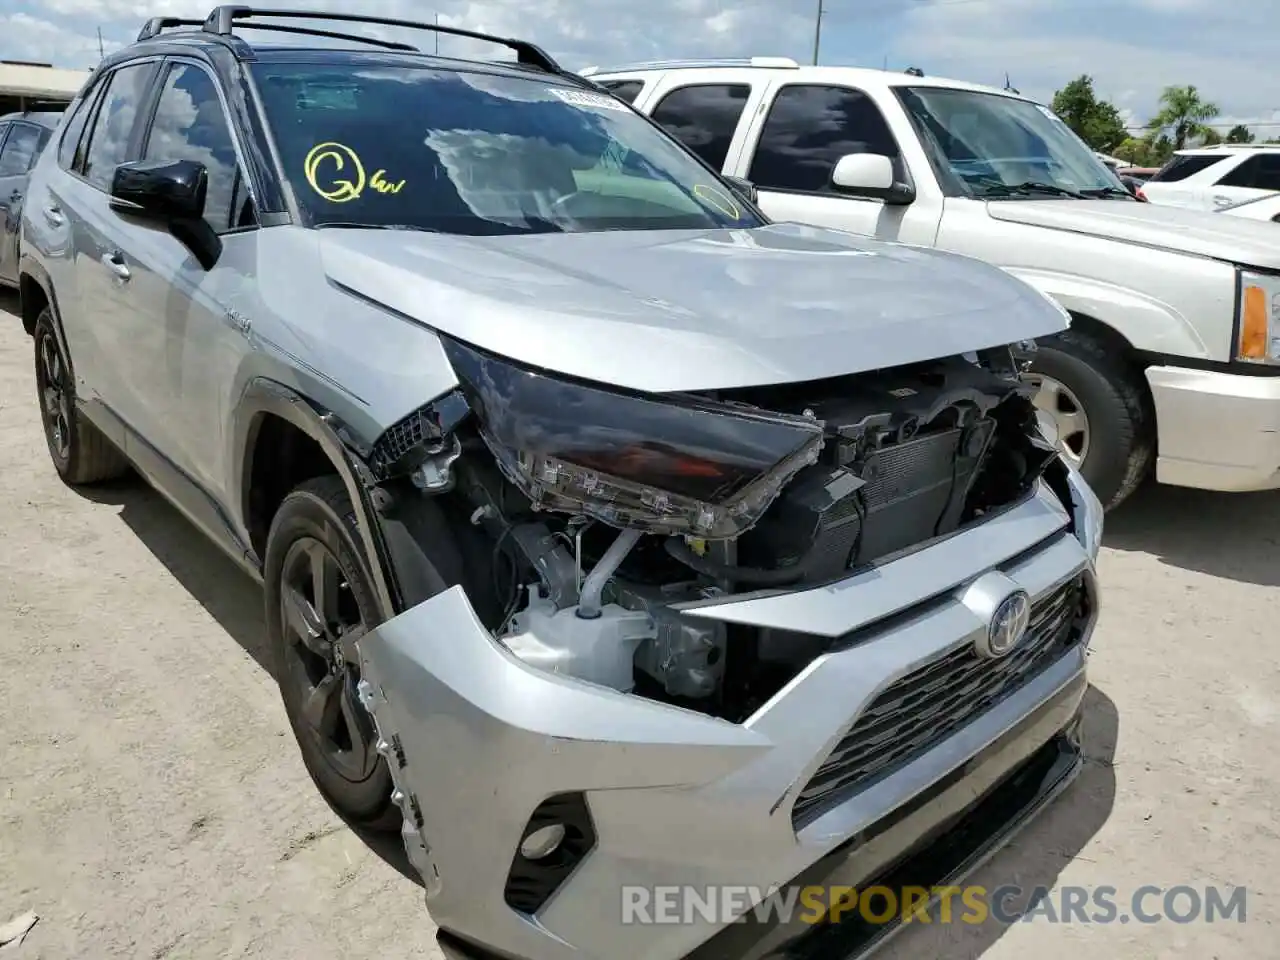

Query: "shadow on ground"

xmin=72 ymin=474 xmax=423 ymax=885
xmin=879 ymin=684 xmax=1119 ymax=958
xmin=1103 ymin=479 xmax=1280 ymax=586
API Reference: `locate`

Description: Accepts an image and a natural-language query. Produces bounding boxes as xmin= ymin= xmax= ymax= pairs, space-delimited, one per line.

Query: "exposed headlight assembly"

xmin=441 ymin=339 xmax=826 ymax=538
xmin=1236 ymin=269 xmax=1280 ymax=365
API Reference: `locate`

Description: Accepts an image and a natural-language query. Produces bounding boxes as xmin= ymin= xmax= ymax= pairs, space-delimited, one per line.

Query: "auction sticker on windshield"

xmin=549 ymin=88 xmax=631 ymax=112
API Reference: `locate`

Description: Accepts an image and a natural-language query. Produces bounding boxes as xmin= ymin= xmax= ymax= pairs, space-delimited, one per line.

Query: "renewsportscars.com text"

xmin=621 ymin=884 xmax=1247 ymax=927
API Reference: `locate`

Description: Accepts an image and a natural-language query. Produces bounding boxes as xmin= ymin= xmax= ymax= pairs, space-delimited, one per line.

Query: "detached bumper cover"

xmin=357 ymin=479 xmax=1101 ymax=960
xmin=1146 ymin=364 xmax=1280 ymax=492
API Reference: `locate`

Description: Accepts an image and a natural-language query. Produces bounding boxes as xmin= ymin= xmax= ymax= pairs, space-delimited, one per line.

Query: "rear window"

xmin=1147 ymin=154 xmax=1222 ymax=183
xmin=597 ymin=80 xmax=643 ymax=105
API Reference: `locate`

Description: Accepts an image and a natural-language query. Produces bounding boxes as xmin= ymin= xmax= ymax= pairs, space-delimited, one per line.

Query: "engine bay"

xmin=387 ymin=346 xmax=1057 ymax=722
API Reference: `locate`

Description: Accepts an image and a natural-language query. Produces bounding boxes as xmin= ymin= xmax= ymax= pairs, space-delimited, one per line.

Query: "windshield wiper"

xmin=315 ymin=222 xmax=444 ymax=233
xmin=1078 ymin=185 xmax=1135 ymax=200
xmin=964 ymin=176 xmax=1084 ymax=200
xmin=1006 ymin=180 xmax=1086 ymax=199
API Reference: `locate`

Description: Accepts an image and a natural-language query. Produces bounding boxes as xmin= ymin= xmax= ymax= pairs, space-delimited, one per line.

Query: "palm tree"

xmin=1147 ymin=85 xmax=1220 ymax=150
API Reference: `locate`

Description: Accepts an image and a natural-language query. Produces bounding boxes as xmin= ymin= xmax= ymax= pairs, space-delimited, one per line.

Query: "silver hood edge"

xmin=318 ymin=222 xmax=1069 ymax=394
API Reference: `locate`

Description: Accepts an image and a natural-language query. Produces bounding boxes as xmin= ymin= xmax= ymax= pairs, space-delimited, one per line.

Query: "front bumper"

xmin=1147 ymin=364 xmax=1280 ymax=492
xmin=357 ymin=478 xmax=1101 ymax=960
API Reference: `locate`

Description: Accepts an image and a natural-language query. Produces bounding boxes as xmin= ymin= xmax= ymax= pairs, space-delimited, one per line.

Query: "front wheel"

xmin=264 ymin=475 xmax=398 ymax=829
xmin=1026 ymin=328 xmax=1155 ymax=510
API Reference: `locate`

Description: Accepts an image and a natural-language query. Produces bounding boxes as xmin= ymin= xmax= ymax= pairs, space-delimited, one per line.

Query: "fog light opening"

xmin=520 ymin=823 xmax=567 ymax=861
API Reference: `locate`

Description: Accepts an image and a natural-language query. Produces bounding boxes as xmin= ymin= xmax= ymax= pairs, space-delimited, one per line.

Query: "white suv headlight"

xmin=1236 ymin=269 xmax=1280 ymax=365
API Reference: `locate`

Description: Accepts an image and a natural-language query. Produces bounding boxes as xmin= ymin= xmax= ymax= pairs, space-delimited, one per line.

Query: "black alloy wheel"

xmin=265 ymin=476 xmax=397 ymax=828
xmin=32 ymin=307 xmax=130 ymax=485
xmin=278 ymin=534 xmax=380 ymax=786
xmin=36 ymin=323 xmax=72 ymax=468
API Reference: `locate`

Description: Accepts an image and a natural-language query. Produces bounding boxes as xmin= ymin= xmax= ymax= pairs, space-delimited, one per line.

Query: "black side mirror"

xmin=109 ymin=159 xmax=222 ymax=270
xmin=723 ymin=176 xmax=758 ymax=205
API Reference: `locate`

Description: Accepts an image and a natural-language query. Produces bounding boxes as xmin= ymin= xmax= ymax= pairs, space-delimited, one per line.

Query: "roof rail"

xmin=198 ymin=6 xmax=565 ymax=74
xmin=580 ymin=56 xmax=799 ymax=76
xmin=1197 ymin=142 xmax=1279 ymax=150
xmin=137 ymin=15 xmax=417 ymax=50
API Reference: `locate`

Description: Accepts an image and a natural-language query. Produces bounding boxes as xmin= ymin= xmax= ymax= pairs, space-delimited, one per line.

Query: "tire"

xmin=1028 ymin=328 xmax=1154 ymax=510
xmin=263 ymin=475 xmax=463 ymax=831
xmin=32 ymin=307 xmax=130 ymax=485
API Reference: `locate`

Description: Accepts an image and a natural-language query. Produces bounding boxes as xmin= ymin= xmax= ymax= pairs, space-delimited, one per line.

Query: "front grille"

xmin=791 ymin=575 xmax=1085 ymax=829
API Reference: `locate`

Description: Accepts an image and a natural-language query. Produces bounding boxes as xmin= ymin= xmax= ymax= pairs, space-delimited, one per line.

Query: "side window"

xmin=143 ymin=63 xmax=255 ymax=233
xmin=0 ymin=123 xmax=45 ymax=176
xmin=1147 ymin=154 xmax=1220 ymax=183
xmin=1217 ymin=156 xmax=1260 ymax=188
xmin=58 ymin=84 xmax=98 ymax=170
xmin=82 ymin=63 xmax=154 ymax=191
xmin=749 ymin=84 xmax=902 ymax=195
xmin=1254 ymin=155 xmax=1280 ymax=192
xmin=599 ymin=80 xmax=643 ymax=105
xmin=650 ymin=84 xmax=751 ymax=171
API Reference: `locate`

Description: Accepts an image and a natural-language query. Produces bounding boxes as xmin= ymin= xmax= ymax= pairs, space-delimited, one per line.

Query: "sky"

xmin=2 ymin=0 xmax=1278 ymax=137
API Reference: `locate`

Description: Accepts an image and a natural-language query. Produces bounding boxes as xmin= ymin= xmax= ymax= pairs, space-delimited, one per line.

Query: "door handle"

xmin=101 ymin=252 xmax=131 ymax=282
xmin=1212 ymin=195 xmax=1232 ymax=207
xmin=42 ymin=204 xmax=64 ymax=227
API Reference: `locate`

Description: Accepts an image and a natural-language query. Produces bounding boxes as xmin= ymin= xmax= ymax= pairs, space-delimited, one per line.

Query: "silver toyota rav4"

xmin=19 ymin=8 xmax=1103 ymax=960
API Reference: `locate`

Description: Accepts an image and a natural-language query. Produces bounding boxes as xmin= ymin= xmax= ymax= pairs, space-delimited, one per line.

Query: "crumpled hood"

xmin=318 ymin=221 xmax=1067 ymax=393
xmin=986 ymin=199 xmax=1280 ymax=269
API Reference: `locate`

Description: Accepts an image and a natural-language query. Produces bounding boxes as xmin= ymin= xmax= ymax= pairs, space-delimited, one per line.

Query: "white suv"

xmin=1138 ymin=145 xmax=1280 ymax=211
xmin=585 ymin=58 xmax=1280 ymax=509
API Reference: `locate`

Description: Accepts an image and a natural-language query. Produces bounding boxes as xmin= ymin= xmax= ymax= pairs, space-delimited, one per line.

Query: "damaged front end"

xmin=352 ymin=336 xmax=1103 ymax=960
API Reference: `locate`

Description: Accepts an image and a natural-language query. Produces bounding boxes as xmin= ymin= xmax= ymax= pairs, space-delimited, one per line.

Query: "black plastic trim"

xmin=503 ymin=792 xmax=597 ymax=916
xmin=230 ymin=377 xmax=406 ymax=617
xmin=1136 ymin=349 xmax=1280 ymax=378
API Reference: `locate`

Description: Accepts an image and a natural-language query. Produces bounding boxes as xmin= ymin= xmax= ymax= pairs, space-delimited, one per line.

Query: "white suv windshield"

xmin=898 ymin=86 xmax=1129 ymax=200
xmin=251 ymin=62 xmax=763 ymax=235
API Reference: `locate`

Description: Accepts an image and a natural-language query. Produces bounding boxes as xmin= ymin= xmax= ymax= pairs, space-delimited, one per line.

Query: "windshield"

xmin=250 ymin=62 xmax=762 ymax=235
xmin=897 ymin=86 xmax=1130 ymax=200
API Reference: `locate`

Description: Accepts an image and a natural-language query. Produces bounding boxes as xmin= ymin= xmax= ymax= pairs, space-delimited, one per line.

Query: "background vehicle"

xmin=587 ymin=58 xmax=1280 ymax=509
xmin=1218 ymin=192 xmax=1280 ymax=222
xmin=0 ymin=109 xmax=60 ymax=289
xmin=1139 ymin=144 xmax=1280 ymax=210
xmin=19 ymin=10 xmax=1103 ymax=960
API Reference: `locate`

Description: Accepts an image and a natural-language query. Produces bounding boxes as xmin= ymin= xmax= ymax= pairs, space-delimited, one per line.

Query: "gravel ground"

xmin=0 ymin=290 xmax=1276 ymax=959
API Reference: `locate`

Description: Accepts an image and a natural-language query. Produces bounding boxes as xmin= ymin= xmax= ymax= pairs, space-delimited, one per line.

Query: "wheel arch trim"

xmin=231 ymin=377 xmax=404 ymax=619
xmin=17 ymin=256 xmax=71 ymax=360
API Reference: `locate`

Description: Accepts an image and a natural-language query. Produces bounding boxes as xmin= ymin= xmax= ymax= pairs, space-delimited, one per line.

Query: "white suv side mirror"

xmin=831 ymin=153 xmax=915 ymax=205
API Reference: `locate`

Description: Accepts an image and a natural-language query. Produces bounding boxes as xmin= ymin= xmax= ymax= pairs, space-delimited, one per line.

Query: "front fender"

xmin=1004 ymin=266 xmax=1211 ymax=358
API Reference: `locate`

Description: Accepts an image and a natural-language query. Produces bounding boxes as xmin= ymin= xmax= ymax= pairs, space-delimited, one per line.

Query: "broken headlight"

xmin=442 ymin=339 xmax=825 ymax=538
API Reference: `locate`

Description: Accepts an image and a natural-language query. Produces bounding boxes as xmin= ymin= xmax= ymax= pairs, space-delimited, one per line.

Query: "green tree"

xmin=1147 ymin=85 xmax=1220 ymax=150
xmin=1199 ymin=127 xmax=1223 ymax=146
xmin=1051 ymin=75 xmax=1128 ymax=152
xmin=1226 ymin=124 xmax=1255 ymax=144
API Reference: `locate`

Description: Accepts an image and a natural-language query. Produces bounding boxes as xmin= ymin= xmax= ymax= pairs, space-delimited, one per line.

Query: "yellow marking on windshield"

xmin=304 ymin=142 xmax=366 ymax=202
xmin=694 ymin=183 xmax=741 ymax=220
xmin=370 ymin=169 xmax=405 ymax=195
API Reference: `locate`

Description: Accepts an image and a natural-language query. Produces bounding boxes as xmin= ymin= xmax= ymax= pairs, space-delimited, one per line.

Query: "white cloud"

xmin=892 ymin=0 xmax=1279 ymax=134
xmin=1 ymin=0 xmax=1276 ymax=134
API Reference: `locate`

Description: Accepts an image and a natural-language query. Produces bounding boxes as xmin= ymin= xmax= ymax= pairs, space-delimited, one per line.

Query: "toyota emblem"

xmin=977 ymin=590 xmax=1032 ymax=660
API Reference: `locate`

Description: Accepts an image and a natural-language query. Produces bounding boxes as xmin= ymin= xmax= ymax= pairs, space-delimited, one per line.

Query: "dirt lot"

xmin=0 ymin=290 xmax=1276 ymax=959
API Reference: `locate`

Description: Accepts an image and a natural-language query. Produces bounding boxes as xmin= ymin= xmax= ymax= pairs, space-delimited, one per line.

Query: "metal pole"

xmin=812 ymin=0 xmax=822 ymax=65
xmin=434 ymin=12 xmax=440 ymax=54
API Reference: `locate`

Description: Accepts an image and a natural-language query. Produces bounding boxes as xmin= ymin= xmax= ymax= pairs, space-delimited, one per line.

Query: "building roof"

xmin=0 ymin=60 xmax=91 ymax=100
